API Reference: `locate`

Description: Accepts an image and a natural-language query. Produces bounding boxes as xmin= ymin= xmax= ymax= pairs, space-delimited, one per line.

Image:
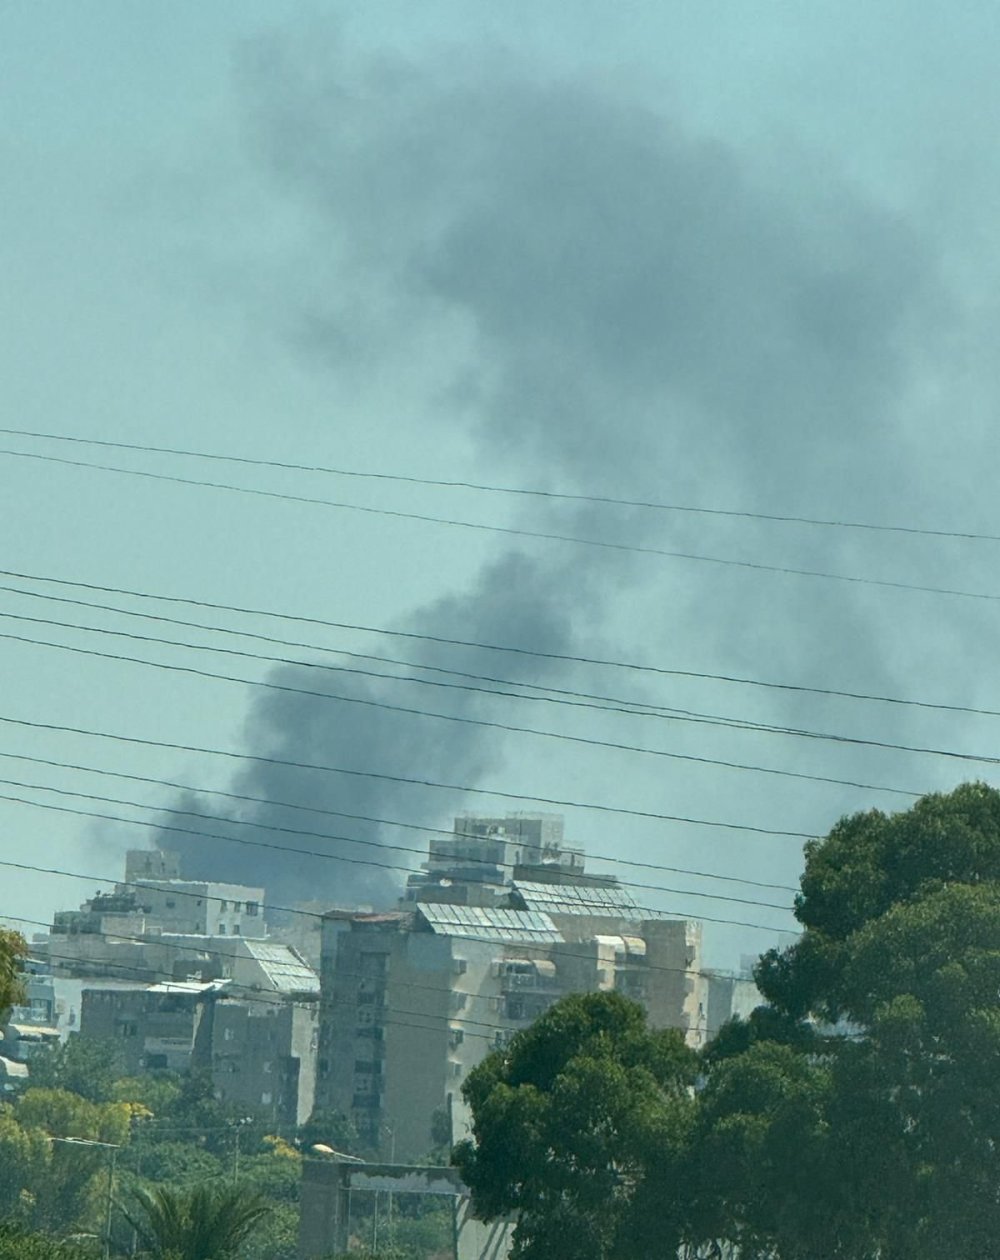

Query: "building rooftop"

xmin=241 ymin=942 xmax=320 ymax=994
xmin=417 ymin=903 xmax=562 ymax=944
xmin=511 ymin=881 xmax=642 ymax=918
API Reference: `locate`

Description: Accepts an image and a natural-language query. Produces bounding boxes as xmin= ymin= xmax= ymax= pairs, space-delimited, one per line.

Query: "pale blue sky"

xmin=4 ymin=3 xmax=1000 ymax=967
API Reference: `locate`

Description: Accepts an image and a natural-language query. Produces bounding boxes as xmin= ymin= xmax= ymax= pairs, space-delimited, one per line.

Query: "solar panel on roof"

xmin=512 ymin=881 xmax=642 ymax=916
xmin=417 ymin=902 xmax=562 ymax=943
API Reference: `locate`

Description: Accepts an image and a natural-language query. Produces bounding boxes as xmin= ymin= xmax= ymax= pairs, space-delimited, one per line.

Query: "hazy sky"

xmin=4 ymin=3 xmax=1000 ymax=968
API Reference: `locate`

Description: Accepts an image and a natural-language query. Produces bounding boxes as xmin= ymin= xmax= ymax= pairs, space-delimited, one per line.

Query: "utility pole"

xmin=50 ymin=1135 xmax=121 ymax=1260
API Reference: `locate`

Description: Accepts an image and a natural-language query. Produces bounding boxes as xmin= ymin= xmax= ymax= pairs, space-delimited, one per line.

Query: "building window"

xmin=165 ymin=900 xmax=175 ymax=909
xmin=218 ymin=924 xmax=226 ymax=934
xmin=246 ymin=902 xmax=259 ymax=917
xmin=232 ymin=925 xmax=241 ymax=936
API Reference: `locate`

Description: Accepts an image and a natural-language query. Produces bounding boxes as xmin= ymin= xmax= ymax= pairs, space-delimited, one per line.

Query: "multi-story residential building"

xmin=404 ymin=813 xmax=616 ymax=906
xmin=38 ymin=849 xmax=320 ymax=1125
xmin=79 ymin=951 xmax=320 ymax=1127
xmin=5 ymin=956 xmax=83 ymax=1042
xmin=314 ymin=815 xmax=708 ymax=1160
xmin=43 ymin=851 xmax=267 ymax=979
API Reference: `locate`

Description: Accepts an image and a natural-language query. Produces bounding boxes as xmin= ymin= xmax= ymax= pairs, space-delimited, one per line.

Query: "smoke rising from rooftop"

xmin=158 ymin=35 xmax=955 ymax=932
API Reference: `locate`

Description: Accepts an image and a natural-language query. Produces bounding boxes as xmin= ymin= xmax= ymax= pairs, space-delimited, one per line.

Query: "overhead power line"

xmin=0 ymin=793 xmax=797 ymax=934
xmin=0 ymin=712 xmax=818 ymax=839
xmin=0 ymin=749 xmax=799 ymax=894
xmin=3 ymin=856 xmax=791 ymax=989
xmin=3 ymin=426 xmax=997 ymax=544
xmin=4 ymin=594 xmax=1000 ymax=775
xmin=2 ymin=914 xmax=517 ymax=1043
xmin=7 ymin=912 xmax=730 ymax=1048
xmin=2 ymin=580 xmax=918 ymax=749
xmin=0 ymin=626 xmax=924 ymax=798
xmin=3 ymin=447 xmax=1000 ymax=603
xmin=7 ymin=567 xmax=999 ymax=722
xmin=0 ymin=772 xmax=793 ymax=913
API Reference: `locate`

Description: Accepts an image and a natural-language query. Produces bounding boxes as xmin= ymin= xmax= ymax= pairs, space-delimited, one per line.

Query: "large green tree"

xmin=453 ymin=990 xmax=697 ymax=1260
xmin=457 ymin=785 xmax=1000 ymax=1260
xmin=697 ymin=782 xmax=1000 ymax=1259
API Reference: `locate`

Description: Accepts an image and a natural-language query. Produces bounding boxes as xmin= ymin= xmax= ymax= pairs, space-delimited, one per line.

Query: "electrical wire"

xmin=0 ymin=802 xmax=797 ymax=934
xmin=7 ymin=566 xmax=998 ymax=722
xmin=0 ymin=772 xmax=793 ymax=912
xmin=3 ymin=446 xmax=1000 ymax=603
xmin=0 ymin=749 xmax=800 ymax=895
xmin=0 ymin=629 xmax=924 ymax=798
xmin=4 ymin=425 xmax=999 ymax=544
xmin=0 ymin=711 xmax=858 ymax=839
xmin=6 ymin=584 xmax=1000 ymax=775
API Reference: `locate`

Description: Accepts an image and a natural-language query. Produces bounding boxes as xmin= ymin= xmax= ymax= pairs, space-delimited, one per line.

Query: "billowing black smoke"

xmin=156 ymin=34 xmax=949 ymax=925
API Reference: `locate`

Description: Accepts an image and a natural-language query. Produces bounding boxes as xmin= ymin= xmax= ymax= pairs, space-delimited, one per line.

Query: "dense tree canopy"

xmin=454 ymin=990 xmax=697 ymax=1260
xmin=458 ymin=784 xmax=1000 ymax=1260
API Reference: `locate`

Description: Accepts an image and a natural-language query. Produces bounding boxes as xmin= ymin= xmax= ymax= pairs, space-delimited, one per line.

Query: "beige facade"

xmin=314 ymin=818 xmax=708 ymax=1161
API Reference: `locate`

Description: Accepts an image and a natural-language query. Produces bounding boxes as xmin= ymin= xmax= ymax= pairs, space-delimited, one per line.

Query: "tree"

xmin=698 ymin=782 xmax=1000 ymax=1259
xmin=28 ymin=1039 xmax=123 ymax=1105
xmin=0 ymin=928 xmax=26 ymax=1019
xmin=122 ymin=1184 xmax=272 ymax=1260
xmin=457 ymin=786 xmax=1000 ymax=1260
xmin=453 ymin=991 xmax=697 ymax=1260
xmin=0 ymin=1089 xmax=133 ymax=1236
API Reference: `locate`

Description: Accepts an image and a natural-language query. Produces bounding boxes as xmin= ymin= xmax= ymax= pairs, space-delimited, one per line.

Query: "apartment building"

xmin=314 ymin=815 xmax=708 ymax=1160
xmin=80 ymin=956 xmax=319 ymax=1126
xmin=45 ymin=850 xmax=265 ymax=980
xmin=37 ymin=849 xmax=320 ymax=1125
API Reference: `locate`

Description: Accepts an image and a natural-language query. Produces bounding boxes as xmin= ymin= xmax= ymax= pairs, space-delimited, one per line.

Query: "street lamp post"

xmin=50 ymin=1135 xmax=121 ymax=1260
xmin=232 ymin=1116 xmax=254 ymax=1186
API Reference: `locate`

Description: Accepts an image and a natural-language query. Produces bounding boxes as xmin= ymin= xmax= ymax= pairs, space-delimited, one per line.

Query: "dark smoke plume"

xmin=157 ymin=35 xmax=948 ymax=927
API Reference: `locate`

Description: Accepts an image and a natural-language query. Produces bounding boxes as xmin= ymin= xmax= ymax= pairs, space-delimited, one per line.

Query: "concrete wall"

xmin=298 ymin=1158 xmax=514 ymax=1260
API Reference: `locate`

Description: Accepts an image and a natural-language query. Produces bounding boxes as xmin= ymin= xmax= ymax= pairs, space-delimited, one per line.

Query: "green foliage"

xmin=702 ymin=782 xmax=1000 ymax=1259
xmin=0 ymin=1091 xmax=130 ymax=1235
xmin=241 ymin=1201 xmax=298 ymax=1260
xmin=298 ymin=1108 xmax=359 ymax=1155
xmin=127 ymin=1139 xmax=224 ymax=1188
xmin=389 ymin=1204 xmax=454 ymax=1258
xmin=0 ymin=929 xmax=26 ymax=1017
xmin=0 ymin=1219 xmax=97 ymax=1259
xmin=459 ymin=785 xmax=1000 ymax=1260
xmin=454 ymin=990 xmax=696 ymax=1260
xmin=27 ymin=1038 xmax=123 ymax=1104
xmin=122 ymin=1183 xmax=272 ymax=1260
xmin=112 ymin=1073 xmax=183 ymax=1118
